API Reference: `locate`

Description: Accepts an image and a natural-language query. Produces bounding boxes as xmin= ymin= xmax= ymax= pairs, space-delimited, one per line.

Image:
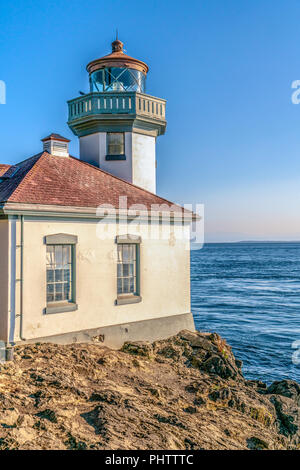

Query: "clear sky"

xmin=0 ymin=0 xmax=299 ymax=242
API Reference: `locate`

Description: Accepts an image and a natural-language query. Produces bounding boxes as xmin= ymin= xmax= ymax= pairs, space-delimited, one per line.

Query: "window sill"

xmin=105 ymin=154 xmax=126 ymax=161
xmin=45 ymin=302 xmax=78 ymax=315
xmin=116 ymin=295 xmax=142 ymax=306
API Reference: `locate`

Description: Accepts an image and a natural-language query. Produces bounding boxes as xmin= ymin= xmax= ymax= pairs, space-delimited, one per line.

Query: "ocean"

xmin=191 ymin=242 xmax=300 ymax=384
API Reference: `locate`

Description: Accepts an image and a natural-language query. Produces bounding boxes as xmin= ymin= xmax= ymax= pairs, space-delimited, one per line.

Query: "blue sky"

xmin=0 ymin=0 xmax=299 ymax=241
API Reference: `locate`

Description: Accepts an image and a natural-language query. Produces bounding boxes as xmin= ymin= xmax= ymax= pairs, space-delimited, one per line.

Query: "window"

xmin=46 ymin=245 xmax=73 ymax=303
xmin=116 ymin=236 xmax=141 ymax=305
xmin=90 ymin=68 xmax=146 ymax=93
xmin=107 ymin=132 xmax=125 ymax=156
xmin=45 ymin=233 xmax=78 ymax=314
xmin=117 ymin=244 xmax=137 ymax=295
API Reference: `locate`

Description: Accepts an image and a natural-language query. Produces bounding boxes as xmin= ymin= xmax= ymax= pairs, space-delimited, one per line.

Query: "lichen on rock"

xmin=0 ymin=330 xmax=298 ymax=450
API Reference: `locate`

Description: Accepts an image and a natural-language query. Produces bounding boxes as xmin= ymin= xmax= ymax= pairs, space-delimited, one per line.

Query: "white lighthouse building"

xmin=68 ymin=38 xmax=166 ymax=194
xmin=0 ymin=39 xmax=195 ymax=358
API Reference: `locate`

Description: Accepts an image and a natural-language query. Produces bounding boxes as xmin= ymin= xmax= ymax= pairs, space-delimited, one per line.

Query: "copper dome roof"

xmin=86 ymin=39 xmax=149 ymax=75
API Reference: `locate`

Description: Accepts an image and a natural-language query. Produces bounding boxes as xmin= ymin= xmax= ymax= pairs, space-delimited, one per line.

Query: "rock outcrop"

xmin=0 ymin=330 xmax=298 ymax=450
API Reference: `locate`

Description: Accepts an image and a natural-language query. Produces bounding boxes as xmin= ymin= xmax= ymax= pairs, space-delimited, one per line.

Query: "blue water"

xmin=191 ymin=242 xmax=300 ymax=384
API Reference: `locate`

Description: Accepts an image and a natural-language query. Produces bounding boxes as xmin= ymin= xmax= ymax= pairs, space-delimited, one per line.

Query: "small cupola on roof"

xmin=42 ymin=133 xmax=70 ymax=157
xmin=87 ymin=38 xmax=149 ymax=93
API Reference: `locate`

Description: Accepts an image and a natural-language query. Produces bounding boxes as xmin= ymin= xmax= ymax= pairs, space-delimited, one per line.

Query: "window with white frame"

xmin=46 ymin=244 xmax=73 ymax=304
xmin=117 ymin=243 xmax=137 ymax=295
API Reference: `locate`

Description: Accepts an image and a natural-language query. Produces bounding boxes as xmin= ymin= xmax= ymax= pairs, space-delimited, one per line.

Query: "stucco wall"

xmin=132 ymin=133 xmax=156 ymax=193
xmin=79 ymin=132 xmax=102 ymax=168
xmin=80 ymin=132 xmax=133 ymax=183
xmin=79 ymin=132 xmax=156 ymax=193
xmin=0 ymin=219 xmax=9 ymax=342
xmin=12 ymin=217 xmax=191 ymax=342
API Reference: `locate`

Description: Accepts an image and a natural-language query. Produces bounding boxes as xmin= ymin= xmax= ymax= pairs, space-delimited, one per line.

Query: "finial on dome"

xmin=112 ymin=31 xmax=124 ymax=53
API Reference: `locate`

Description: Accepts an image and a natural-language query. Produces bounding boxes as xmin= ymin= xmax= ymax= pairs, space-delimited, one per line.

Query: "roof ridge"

xmin=68 ymin=155 xmax=182 ymax=209
xmin=15 ymin=152 xmax=44 ymax=167
xmin=0 ymin=152 xmax=43 ymax=171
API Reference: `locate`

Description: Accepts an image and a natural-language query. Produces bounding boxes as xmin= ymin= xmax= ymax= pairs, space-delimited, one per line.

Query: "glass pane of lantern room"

xmin=90 ymin=70 xmax=105 ymax=92
xmin=90 ymin=68 xmax=146 ymax=93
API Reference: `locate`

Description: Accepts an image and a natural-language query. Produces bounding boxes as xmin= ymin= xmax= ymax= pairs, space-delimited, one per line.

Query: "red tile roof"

xmin=0 ymin=164 xmax=11 ymax=177
xmin=0 ymin=152 xmax=186 ymax=214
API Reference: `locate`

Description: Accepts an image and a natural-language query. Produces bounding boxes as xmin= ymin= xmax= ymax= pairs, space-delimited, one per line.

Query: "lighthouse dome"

xmin=87 ymin=39 xmax=148 ymax=93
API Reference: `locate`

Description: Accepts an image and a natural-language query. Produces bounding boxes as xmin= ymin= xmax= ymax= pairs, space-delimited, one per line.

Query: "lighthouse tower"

xmin=67 ymin=38 xmax=166 ymax=194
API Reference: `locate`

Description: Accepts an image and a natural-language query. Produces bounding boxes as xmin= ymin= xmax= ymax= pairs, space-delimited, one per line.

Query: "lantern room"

xmin=87 ymin=38 xmax=149 ymax=93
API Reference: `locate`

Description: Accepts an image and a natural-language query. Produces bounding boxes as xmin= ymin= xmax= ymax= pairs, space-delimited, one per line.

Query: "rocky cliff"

xmin=0 ymin=330 xmax=299 ymax=450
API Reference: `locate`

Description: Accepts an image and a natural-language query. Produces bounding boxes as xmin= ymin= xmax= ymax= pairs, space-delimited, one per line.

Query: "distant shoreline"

xmin=196 ymin=240 xmax=300 ymax=245
xmin=234 ymin=240 xmax=300 ymax=244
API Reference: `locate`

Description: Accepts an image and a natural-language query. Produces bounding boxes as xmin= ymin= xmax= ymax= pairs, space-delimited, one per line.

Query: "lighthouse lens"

xmin=90 ymin=67 xmax=146 ymax=93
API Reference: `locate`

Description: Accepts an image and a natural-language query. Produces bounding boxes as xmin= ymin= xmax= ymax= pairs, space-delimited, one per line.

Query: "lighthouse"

xmin=0 ymin=36 xmax=195 ymax=353
xmin=67 ymin=38 xmax=167 ymax=194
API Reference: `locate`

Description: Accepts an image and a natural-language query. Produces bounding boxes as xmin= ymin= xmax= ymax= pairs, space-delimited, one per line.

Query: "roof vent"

xmin=42 ymin=133 xmax=70 ymax=157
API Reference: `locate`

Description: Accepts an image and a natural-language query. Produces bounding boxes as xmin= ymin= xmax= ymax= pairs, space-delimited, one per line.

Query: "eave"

xmin=0 ymin=202 xmax=199 ymax=222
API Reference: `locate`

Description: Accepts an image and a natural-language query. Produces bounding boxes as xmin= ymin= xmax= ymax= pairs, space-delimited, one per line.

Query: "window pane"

xmin=47 ymin=269 xmax=54 ymax=282
xmin=122 ymin=245 xmax=130 ymax=262
xmin=64 ymin=283 xmax=71 ymax=300
xmin=47 ymin=284 xmax=54 ymax=293
xmin=63 ymin=245 xmax=71 ymax=266
xmin=56 ymin=283 xmax=63 ymax=293
xmin=118 ymin=245 xmax=122 ymax=263
xmin=55 ymin=269 xmax=63 ymax=282
xmin=117 ymin=245 xmax=122 ymax=262
xmin=47 ymin=284 xmax=54 ymax=303
xmin=117 ymin=264 xmax=122 ymax=277
xmin=107 ymin=133 xmax=124 ymax=155
xmin=55 ymin=245 xmax=63 ymax=267
xmin=90 ymin=68 xmax=146 ymax=93
xmin=46 ymin=245 xmax=55 ymax=265
xmin=46 ymin=244 xmax=73 ymax=305
xmin=123 ymin=264 xmax=129 ymax=276
xmin=55 ymin=292 xmax=63 ymax=302
xmin=117 ymin=243 xmax=138 ymax=296
xmin=123 ymin=278 xmax=129 ymax=293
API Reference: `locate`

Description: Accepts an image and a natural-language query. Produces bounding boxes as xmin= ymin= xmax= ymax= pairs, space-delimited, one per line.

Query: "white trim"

xmin=0 ymin=202 xmax=198 ymax=222
xmin=8 ymin=218 xmax=16 ymax=344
